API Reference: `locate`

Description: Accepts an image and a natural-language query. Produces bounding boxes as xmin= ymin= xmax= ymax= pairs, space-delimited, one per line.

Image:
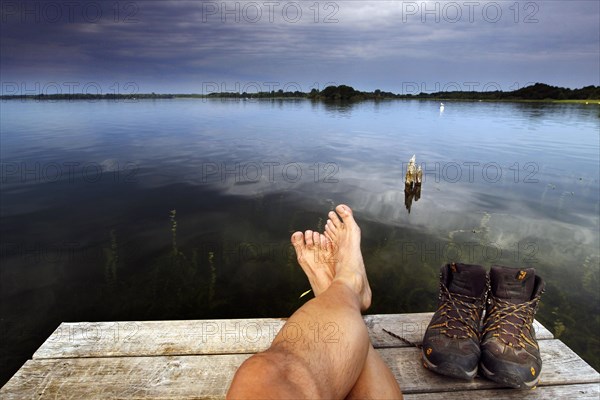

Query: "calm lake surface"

xmin=1 ymin=99 xmax=599 ymax=384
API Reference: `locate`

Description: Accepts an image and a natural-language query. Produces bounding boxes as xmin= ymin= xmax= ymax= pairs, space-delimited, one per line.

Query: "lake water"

xmin=1 ymin=98 xmax=599 ymax=384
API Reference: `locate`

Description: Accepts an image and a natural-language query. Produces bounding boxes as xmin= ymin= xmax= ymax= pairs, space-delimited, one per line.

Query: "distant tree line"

xmin=0 ymin=93 xmax=175 ymax=100
xmin=207 ymin=89 xmax=305 ymax=99
xmin=2 ymin=83 xmax=598 ymax=101
xmin=409 ymin=83 xmax=600 ymax=101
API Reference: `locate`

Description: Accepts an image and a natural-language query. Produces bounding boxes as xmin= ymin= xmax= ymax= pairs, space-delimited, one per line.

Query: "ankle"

xmin=334 ymin=273 xmax=371 ymax=310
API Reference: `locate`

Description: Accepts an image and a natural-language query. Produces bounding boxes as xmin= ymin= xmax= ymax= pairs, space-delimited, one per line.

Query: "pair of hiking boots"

xmin=422 ymin=263 xmax=545 ymax=389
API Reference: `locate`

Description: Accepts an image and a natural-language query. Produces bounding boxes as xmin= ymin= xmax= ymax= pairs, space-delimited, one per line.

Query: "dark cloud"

xmin=1 ymin=0 xmax=598 ymax=94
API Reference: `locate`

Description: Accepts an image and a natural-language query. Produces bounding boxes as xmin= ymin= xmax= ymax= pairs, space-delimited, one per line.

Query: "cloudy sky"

xmin=1 ymin=0 xmax=598 ymax=94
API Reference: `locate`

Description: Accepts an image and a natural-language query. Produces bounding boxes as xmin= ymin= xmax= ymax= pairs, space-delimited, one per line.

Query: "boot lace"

xmin=428 ymin=283 xmax=486 ymax=340
xmin=482 ymin=294 xmax=542 ymax=349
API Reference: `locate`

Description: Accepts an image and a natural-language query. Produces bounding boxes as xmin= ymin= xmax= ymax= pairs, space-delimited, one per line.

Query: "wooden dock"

xmin=1 ymin=313 xmax=598 ymax=398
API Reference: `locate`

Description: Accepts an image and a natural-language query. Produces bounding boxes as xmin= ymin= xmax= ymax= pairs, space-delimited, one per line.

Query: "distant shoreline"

xmin=1 ymin=96 xmax=597 ymax=105
xmin=1 ymin=83 xmax=599 ymax=103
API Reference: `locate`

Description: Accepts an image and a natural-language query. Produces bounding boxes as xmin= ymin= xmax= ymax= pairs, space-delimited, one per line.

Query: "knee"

xmin=227 ymin=352 xmax=286 ymax=399
xmin=227 ymin=350 xmax=321 ymax=399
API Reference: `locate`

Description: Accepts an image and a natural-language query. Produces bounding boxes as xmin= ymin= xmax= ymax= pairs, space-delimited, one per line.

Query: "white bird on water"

xmin=440 ymin=102 xmax=445 ymax=113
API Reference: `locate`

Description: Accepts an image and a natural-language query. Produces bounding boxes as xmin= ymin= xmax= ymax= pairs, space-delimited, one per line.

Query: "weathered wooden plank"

xmin=0 ymin=354 xmax=250 ymax=400
xmin=364 ymin=313 xmax=553 ymax=348
xmin=4 ymin=339 xmax=596 ymax=399
xmin=380 ymin=339 xmax=599 ymax=394
xmin=33 ymin=313 xmax=553 ymax=359
xmin=33 ymin=318 xmax=286 ymax=359
xmin=403 ymin=383 xmax=600 ymax=400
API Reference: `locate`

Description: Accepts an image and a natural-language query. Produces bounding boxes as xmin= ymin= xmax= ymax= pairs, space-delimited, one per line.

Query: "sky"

xmin=1 ymin=0 xmax=599 ymax=94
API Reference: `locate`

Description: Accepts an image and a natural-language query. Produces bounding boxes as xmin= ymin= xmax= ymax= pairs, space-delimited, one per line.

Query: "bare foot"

xmin=291 ymin=230 xmax=336 ymax=296
xmin=325 ymin=204 xmax=372 ymax=311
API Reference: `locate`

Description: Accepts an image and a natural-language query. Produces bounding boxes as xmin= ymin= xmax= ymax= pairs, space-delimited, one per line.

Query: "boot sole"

xmin=480 ymin=361 xmax=540 ymax=389
xmin=421 ymin=352 xmax=478 ymax=380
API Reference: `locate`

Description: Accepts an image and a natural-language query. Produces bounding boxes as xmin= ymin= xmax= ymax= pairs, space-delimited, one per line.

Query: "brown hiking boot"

xmin=422 ymin=263 xmax=488 ymax=380
xmin=480 ymin=265 xmax=545 ymax=389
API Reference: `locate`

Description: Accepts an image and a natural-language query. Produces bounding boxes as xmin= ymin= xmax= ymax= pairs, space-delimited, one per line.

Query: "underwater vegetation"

xmin=96 ymin=210 xmax=600 ymax=372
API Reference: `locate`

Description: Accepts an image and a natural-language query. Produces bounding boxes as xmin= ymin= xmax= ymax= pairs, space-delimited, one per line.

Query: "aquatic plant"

xmin=170 ymin=209 xmax=179 ymax=256
xmin=103 ymin=230 xmax=118 ymax=291
xmin=208 ymin=251 xmax=216 ymax=309
xmin=581 ymin=255 xmax=600 ymax=297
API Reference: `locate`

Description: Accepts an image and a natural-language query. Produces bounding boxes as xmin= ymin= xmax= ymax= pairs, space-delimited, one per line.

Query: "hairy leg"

xmin=347 ymin=345 xmax=403 ymax=399
xmin=326 ymin=206 xmax=403 ymax=399
xmin=290 ymin=224 xmax=401 ymax=398
xmin=228 ymin=205 xmax=372 ymax=399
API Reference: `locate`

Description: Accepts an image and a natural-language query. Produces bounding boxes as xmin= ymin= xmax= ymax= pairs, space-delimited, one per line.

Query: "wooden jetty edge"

xmin=1 ymin=313 xmax=598 ymax=399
